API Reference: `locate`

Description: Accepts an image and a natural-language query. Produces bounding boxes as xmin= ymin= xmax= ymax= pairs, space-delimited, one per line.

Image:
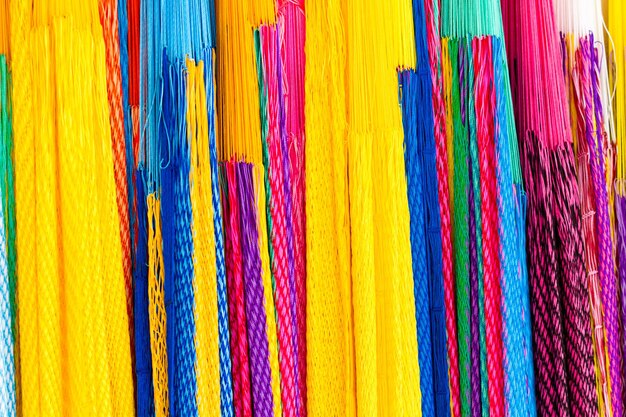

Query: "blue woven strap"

xmin=400 ymin=69 xmax=435 ymax=417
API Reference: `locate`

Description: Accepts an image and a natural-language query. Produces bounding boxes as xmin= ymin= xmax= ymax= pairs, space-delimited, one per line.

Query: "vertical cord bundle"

xmin=448 ymin=37 xmax=471 ymax=417
xmin=98 ymin=0 xmax=133 ymax=349
xmin=503 ymin=0 xmax=598 ymax=415
xmin=7 ymin=1 xmax=136 ymax=415
xmin=399 ymin=67 xmax=434 ymax=416
xmin=0 ymin=50 xmax=16 ymax=417
xmin=303 ymin=0 xmax=353 ymax=414
xmin=8 ymin=1 xmax=36 ymax=413
xmin=439 ymin=0 xmax=533 ymax=415
xmin=347 ymin=0 xmax=422 ymax=415
xmin=186 ymin=57 xmax=221 ymax=417
xmin=238 ymin=162 xmax=274 ymax=417
xmin=275 ymin=4 xmax=307 ymax=412
xmin=472 ymin=37 xmax=505 ymax=416
xmin=423 ymin=1 xmax=461 ymax=412
xmin=610 ymin=2 xmax=626 ymax=413
xmin=401 ymin=0 xmax=452 ymax=415
xmin=254 ymin=23 xmax=298 ymax=417
xmin=556 ymin=2 xmax=616 ymax=415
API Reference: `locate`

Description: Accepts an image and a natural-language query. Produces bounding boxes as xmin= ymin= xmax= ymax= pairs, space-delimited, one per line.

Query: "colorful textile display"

xmin=3 ymin=0 xmax=626 ymax=416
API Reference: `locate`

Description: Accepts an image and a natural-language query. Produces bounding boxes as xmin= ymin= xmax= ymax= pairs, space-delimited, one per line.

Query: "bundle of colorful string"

xmin=556 ymin=1 xmax=617 ymax=415
xmin=4 ymin=0 xmax=626 ymax=416
xmin=433 ymin=1 xmax=535 ymax=416
xmin=503 ymin=0 xmax=600 ymax=416
xmin=611 ymin=2 xmax=626 ymax=416
xmin=0 ymin=3 xmax=16 ymax=415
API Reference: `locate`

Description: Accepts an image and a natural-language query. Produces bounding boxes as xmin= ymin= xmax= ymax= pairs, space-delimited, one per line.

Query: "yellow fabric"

xmin=254 ymin=165 xmax=283 ymax=417
xmin=9 ymin=1 xmax=137 ymax=414
xmin=215 ymin=0 xmax=274 ymax=163
xmin=48 ymin=3 xmax=134 ymax=414
xmin=304 ymin=0 xmax=355 ymax=415
xmin=346 ymin=0 xmax=422 ymax=416
xmin=10 ymin=0 xmax=37 ymax=414
xmin=148 ymin=194 xmax=169 ymax=417
xmin=32 ymin=26 xmax=62 ymax=417
xmin=187 ymin=58 xmax=221 ymax=417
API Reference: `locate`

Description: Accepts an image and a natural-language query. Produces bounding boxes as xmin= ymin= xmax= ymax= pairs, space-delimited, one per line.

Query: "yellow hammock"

xmin=10 ymin=1 xmax=135 ymax=415
xmin=346 ymin=0 xmax=422 ymax=415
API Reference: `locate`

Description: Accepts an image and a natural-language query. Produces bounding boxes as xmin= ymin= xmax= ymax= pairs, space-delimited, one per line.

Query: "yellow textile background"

xmin=304 ymin=0 xmax=355 ymax=415
xmin=10 ymin=1 xmax=135 ymax=415
xmin=346 ymin=0 xmax=422 ymax=416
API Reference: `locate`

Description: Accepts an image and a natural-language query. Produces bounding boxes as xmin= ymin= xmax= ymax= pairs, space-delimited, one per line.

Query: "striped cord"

xmin=582 ymin=34 xmax=621 ymax=417
xmin=0 ymin=56 xmax=16 ymax=417
xmin=223 ymin=162 xmax=254 ymax=417
xmin=448 ymin=37 xmax=472 ymax=417
xmin=468 ymin=142 xmax=482 ymax=417
xmin=262 ymin=24 xmax=298 ymax=417
xmin=238 ymin=163 xmax=275 ymax=417
xmin=463 ymin=39 xmax=490 ymax=417
xmin=255 ymin=27 xmax=285 ymax=417
xmin=427 ymin=11 xmax=458 ymax=413
xmin=472 ymin=37 xmax=505 ymax=416
xmin=200 ymin=47 xmax=235 ymax=417
xmin=492 ymin=36 xmax=527 ymax=417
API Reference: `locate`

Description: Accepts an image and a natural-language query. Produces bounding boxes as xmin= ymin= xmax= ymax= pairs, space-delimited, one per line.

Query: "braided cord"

xmin=448 ymin=38 xmax=472 ymax=417
xmin=254 ymin=161 xmax=284 ymax=417
xmin=172 ymin=61 xmax=198 ymax=417
xmin=550 ymin=143 xmax=599 ymax=417
xmin=187 ymin=58 xmax=221 ymax=417
xmin=159 ymin=51 xmax=178 ymax=415
xmin=223 ymin=162 xmax=254 ymax=417
xmin=261 ymin=24 xmax=298 ymax=417
xmin=94 ymin=26 xmax=136 ymax=413
xmin=463 ymin=40 xmax=490 ymax=417
xmin=617 ymin=193 xmax=626 ymax=409
xmin=514 ymin=186 xmax=536 ymax=417
xmin=135 ymin=177 xmax=156 ymax=417
xmin=426 ymin=5 xmax=458 ymax=412
xmin=276 ymin=23 xmax=303 ymax=414
xmin=32 ymin=32 xmax=61 ymax=416
xmin=467 ymin=141 xmax=481 ymax=417
xmin=472 ymin=37 xmax=504 ymax=417
xmin=523 ymin=133 xmax=570 ymax=416
xmin=582 ymin=35 xmax=621 ymax=417
xmin=99 ymin=0 xmax=134 ymax=342
xmin=303 ymin=0 xmax=354 ymax=412
xmin=400 ymin=69 xmax=434 ymax=417
xmin=0 ymin=56 xmax=15 ymax=417
xmin=9 ymin=1 xmax=37 ymax=413
xmin=200 ymin=46 xmax=235 ymax=417
xmin=589 ymin=34 xmax=621 ymax=417
xmin=238 ymin=163 xmax=275 ymax=417
xmin=276 ymin=6 xmax=307 ymax=413
xmin=492 ymin=36 xmax=526 ymax=417
xmin=255 ymin=29 xmax=284 ymax=417
xmin=568 ymin=34 xmax=610 ymax=416
xmin=0 ymin=56 xmax=16 ymax=362
xmin=148 ymin=193 xmax=169 ymax=417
